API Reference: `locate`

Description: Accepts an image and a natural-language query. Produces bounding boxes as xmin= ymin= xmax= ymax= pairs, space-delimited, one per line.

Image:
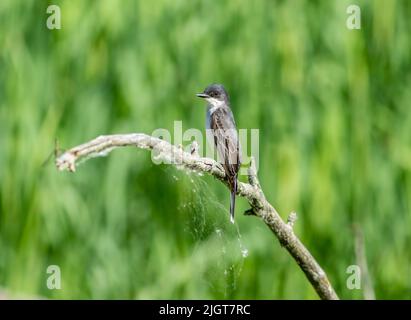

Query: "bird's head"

xmin=196 ymin=84 xmax=229 ymax=107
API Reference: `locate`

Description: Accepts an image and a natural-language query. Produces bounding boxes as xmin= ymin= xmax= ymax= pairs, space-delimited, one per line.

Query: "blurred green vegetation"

xmin=0 ymin=0 xmax=410 ymax=299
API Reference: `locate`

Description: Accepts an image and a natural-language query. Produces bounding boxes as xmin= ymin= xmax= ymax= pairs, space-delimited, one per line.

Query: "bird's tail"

xmin=229 ymin=177 xmax=237 ymax=224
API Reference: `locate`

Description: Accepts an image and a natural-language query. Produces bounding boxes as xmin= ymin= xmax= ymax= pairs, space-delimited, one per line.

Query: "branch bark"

xmin=55 ymin=133 xmax=339 ymax=300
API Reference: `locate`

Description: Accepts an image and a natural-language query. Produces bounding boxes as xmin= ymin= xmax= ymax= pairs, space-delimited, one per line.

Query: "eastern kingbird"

xmin=196 ymin=84 xmax=241 ymax=223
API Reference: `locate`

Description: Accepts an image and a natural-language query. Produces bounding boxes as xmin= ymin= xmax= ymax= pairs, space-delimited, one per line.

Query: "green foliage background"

xmin=0 ymin=0 xmax=410 ymax=299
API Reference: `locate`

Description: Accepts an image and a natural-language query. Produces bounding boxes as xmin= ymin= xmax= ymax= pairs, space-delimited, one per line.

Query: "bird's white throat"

xmin=206 ymin=97 xmax=225 ymax=114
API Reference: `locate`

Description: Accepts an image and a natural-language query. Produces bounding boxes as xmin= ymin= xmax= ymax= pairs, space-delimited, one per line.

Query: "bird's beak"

xmin=196 ymin=93 xmax=210 ymax=99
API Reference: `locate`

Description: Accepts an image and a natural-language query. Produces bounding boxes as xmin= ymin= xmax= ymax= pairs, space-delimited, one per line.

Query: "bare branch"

xmin=55 ymin=133 xmax=339 ymax=300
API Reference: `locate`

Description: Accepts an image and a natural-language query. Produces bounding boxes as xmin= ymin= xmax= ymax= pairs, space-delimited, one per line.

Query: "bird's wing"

xmin=210 ymin=107 xmax=240 ymax=180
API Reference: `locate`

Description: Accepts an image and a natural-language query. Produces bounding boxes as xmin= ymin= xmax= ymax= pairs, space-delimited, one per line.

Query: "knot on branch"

xmin=55 ymin=152 xmax=76 ymax=172
xmin=247 ymin=156 xmax=261 ymax=189
xmin=244 ymin=208 xmax=256 ymax=216
xmin=287 ymin=211 xmax=298 ymax=229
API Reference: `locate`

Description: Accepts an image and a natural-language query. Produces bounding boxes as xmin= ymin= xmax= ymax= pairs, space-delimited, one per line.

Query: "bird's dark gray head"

xmin=196 ymin=84 xmax=230 ymax=107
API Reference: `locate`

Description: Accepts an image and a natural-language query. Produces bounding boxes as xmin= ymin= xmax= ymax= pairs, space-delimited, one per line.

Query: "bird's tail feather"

xmin=229 ymin=178 xmax=237 ymax=224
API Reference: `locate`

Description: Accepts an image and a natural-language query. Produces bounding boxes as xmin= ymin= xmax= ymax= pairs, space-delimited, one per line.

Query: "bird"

xmin=196 ymin=84 xmax=241 ymax=223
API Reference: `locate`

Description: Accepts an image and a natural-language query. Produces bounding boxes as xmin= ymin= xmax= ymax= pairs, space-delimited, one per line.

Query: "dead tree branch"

xmin=55 ymin=133 xmax=339 ymax=300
